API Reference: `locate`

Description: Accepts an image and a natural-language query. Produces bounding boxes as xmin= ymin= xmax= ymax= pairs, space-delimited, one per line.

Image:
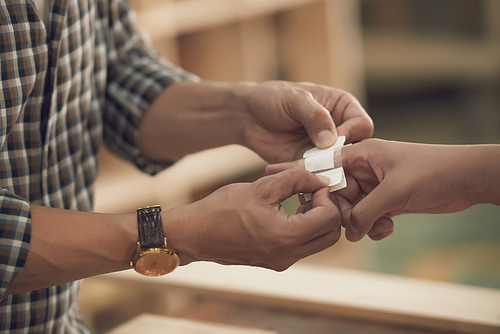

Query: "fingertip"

xmin=297 ymin=95 xmax=337 ymax=149
xmin=367 ymin=217 xmax=395 ymax=241
xmin=316 ymin=174 xmax=330 ymax=186
xmin=264 ymin=164 xmax=275 ymax=175
xmin=265 ymin=160 xmax=302 ymax=175
xmin=336 ymin=115 xmax=374 ymax=144
xmin=345 ymin=220 xmax=363 ymax=242
xmin=316 ymin=130 xmax=336 ymax=149
xmin=343 ymin=181 xmax=398 ymax=242
xmin=277 ymin=166 xmax=332 ymax=198
xmin=372 ymin=217 xmax=395 ymax=235
xmin=368 ymin=228 xmax=394 ymax=241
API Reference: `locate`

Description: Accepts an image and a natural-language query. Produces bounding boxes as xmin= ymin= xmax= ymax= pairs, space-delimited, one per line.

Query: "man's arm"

xmin=138 ymin=80 xmax=246 ymax=161
xmin=5 ymin=206 xmax=137 ymax=295
xmin=6 ymin=168 xmax=339 ymax=294
xmin=139 ymin=80 xmax=373 ymax=163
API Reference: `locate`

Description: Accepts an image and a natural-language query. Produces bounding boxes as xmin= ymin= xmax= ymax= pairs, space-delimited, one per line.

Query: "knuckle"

xmin=367 ymin=137 xmax=383 ymax=147
xmin=277 ymin=236 xmax=296 ymax=251
xmin=266 ymin=235 xmax=295 ymax=254
xmin=338 ymin=90 xmax=360 ymax=106
xmin=275 ymin=263 xmax=292 ymax=272
xmin=271 ymin=167 xmax=308 ymax=192
xmin=306 ymin=106 xmax=329 ymax=124
xmin=251 ymin=177 xmax=276 ymax=198
xmin=343 ymin=91 xmax=358 ymax=102
xmin=359 ymin=117 xmax=375 ymax=138
xmin=269 ymin=260 xmax=294 ymax=272
xmin=251 ymin=177 xmax=267 ymax=192
xmin=281 ymin=167 xmax=299 ymax=181
xmin=291 ymin=87 xmax=313 ymax=99
xmin=328 ymin=204 xmax=342 ymax=220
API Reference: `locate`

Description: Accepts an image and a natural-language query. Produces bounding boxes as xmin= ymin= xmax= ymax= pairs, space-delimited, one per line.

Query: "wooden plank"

xmin=275 ymin=2 xmax=331 ymax=86
xmin=324 ymin=0 xmax=365 ymax=99
xmin=135 ymin=0 xmax=322 ymax=41
xmin=363 ymin=0 xmax=500 ymax=85
xmin=275 ymin=0 xmax=365 ymax=99
xmin=364 ymin=33 xmax=500 ymax=84
xmin=108 ymin=313 xmax=277 ymax=334
xmin=177 ymin=23 xmax=246 ymax=82
xmin=177 ymin=15 xmax=278 ymax=82
xmin=101 ymin=263 xmax=500 ymax=334
xmin=239 ymin=16 xmax=279 ymax=82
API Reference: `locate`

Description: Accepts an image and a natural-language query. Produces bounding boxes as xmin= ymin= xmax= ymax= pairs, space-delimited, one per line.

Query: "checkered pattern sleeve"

xmin=0 ymin=189 xmax=30 ymax=301
xmin=103 ymin=0 xmax=199 ymax=175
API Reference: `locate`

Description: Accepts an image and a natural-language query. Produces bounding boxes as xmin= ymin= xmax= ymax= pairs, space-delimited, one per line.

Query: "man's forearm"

xmin=6 ymin=205 xmax=138 ymax=294
xmin=139 ymin=80 xmax=253 ymax=161
xmin=6 ymin=166 xmax=339 ymax=294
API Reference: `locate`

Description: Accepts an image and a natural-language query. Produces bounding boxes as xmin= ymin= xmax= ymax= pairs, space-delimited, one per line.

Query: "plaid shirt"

xmin=0 ymin=0 xmax=195 ymax=332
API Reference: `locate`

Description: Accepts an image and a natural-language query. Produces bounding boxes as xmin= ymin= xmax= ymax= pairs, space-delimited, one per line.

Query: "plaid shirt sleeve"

xmin=1 ymin=0 xmax=202 ymax=331
xmin=103 ymin=0 xmax=199 ymax=175
xmin=0 ymin=190 xmax=30 ymax=300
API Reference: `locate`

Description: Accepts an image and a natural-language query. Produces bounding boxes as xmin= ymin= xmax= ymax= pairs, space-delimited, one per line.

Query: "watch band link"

xmin=137 ymin=205 xmax=165 ymax=248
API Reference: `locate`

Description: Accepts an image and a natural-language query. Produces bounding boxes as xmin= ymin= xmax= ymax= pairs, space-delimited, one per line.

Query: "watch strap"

xmin=137 ymin=205 xmax=165 ymax=248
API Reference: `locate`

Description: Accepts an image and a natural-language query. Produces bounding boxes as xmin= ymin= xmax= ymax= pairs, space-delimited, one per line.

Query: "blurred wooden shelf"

xmin=131 ymin=0 xmax=365 ymax=96
xmin=364 ymin=32 xmax=500 ymax=85
xmin=134 ymin=0 xmax=323 ymax=40
xmin=89 ymin=2 xmax=500 ymax=333
xmin=108 ymin=313 xmax=277 ymax=334
xmin=90 ymin=263 xmax=500 ymax=334
xmin=362 ymin=0 xmax=500 ymax=86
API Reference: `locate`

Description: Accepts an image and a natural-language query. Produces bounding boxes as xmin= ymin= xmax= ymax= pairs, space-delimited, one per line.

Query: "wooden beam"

xmin=364 ymin=33 xmax=500 ymax=84
xmin=101 ymin=263 xmax=500 ymax=334
xmin=108 ymin=313 xmax=277 ymax=334
xmin=324 ymin=0 xmax=365 ymax=99
xmin=135 ymin=0 xmax=322 ymax=41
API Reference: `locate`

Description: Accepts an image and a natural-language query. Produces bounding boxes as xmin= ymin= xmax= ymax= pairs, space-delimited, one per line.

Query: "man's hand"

xmin=163 ymin=167 xmax=342 ymax=271
xmin=237 ymin=81 xmax=373 ymax=163
xmin=140 ymin=80 xmax=373 ymax=163
xmin=8 ymin=165 xmax=340 ymax=293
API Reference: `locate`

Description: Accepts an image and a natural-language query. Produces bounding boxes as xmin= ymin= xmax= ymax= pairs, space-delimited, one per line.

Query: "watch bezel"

xmin=130 ymin=239 xmax=180 ymax=276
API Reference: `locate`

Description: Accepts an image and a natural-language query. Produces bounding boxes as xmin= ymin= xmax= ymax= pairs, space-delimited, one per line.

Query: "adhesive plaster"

xmin=302 ymin=136 xmax=348 ymax=201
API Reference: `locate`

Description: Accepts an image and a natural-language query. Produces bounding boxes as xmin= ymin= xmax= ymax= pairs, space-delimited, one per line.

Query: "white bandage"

xmin=302 ymin=136 xmax=348 ymax=201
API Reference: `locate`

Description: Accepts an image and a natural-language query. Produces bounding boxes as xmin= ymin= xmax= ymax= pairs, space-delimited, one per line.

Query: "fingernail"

xmin=317 ymin=130 xmax=335 ymax=148
xmin=347 ymin=221 xmax=361 ymax=241
xmin=377 ymin=231 xmax=393 ymax=238
xmin=317 ymin=175 xmax=330 ymax=185
xmin=370 ymin=231 xmax=393 ymax=241
xmin=374 ymin=223 xmax=390 ymax=234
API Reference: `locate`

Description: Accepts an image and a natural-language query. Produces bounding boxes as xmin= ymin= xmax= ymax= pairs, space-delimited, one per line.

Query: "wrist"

xmin=466 ymin=145 xmax=500 ymax=206
xmin=160 ymin=204 xmax=199 ymax=266
xmin=230 ymin=81 xmax=269 ymax=146
xmin=130 ymin=206 xmax=180 ymax=276
xmin=140 ymin=80 xmax=249 ymax=160
xmin=227 ymin=81 xmax=259 ymax=147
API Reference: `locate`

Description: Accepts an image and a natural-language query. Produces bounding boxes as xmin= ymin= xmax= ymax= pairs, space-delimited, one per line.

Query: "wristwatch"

xmin=130 ymin=205 xmax=180 ymax=276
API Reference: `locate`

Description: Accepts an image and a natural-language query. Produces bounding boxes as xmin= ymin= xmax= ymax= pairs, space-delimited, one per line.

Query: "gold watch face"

xmin=135 ymin=252 xmax=179 ymax=276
